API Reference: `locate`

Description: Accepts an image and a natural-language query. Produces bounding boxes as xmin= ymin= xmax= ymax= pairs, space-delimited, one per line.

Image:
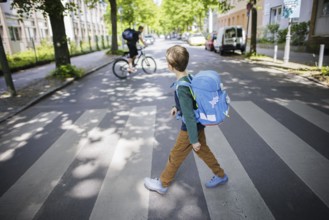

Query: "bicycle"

xmin=112 ymin=47 xmax=157 ymax=79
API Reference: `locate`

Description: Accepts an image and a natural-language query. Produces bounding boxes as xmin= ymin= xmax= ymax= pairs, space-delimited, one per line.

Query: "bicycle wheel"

xmin=141 ymin=56 xmax=157 ymax=74
xmin=112 ymin=58 xmax=129 ymax=79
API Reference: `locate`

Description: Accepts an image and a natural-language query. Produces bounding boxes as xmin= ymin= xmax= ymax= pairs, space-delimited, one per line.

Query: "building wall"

xmin=261 ymin=0 xmax=328 ymax=53
xmin=308 ymin=0 xmax=329 ymax=53
xmin=0 ymin=0 xmax=108 ymax=55
xmin=263 ymin=0 xmax=313 ymax=30
xmin=215 ymin=0 xmax=264 ymax=38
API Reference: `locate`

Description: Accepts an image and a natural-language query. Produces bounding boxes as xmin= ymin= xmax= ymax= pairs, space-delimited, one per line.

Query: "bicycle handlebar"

xmin=137 ymin=46 xmax=147 ymax=51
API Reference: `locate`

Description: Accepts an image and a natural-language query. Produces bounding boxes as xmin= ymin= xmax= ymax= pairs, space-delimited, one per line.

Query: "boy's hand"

xmin=192 ymin=142 xmax=201 ymax=152
xmin=170 ymin=106 xmax=177 ymax=117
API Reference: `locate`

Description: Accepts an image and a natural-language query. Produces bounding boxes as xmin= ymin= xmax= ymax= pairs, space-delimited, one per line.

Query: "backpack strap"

xmin=170 ymin=74 xmax=196 ymax=99
xmin=174 ymin=79 xmax=198 ymax=108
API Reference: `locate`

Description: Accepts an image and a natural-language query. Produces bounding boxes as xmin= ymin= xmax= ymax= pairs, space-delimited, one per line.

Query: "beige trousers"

xmin=160 ymin=129 xmax=225 ymax=187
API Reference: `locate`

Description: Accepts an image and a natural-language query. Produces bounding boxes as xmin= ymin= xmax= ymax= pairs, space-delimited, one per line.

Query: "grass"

xmin=49 ymin=64 xmax=84 ymax=79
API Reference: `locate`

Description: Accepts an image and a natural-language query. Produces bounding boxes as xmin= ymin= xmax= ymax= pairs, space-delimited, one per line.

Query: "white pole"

xmin=283 ymin=18 xmax=291 ymax=64
xmin=274 ymin=45 xmax=278 ymax=62
xmin=318 ymin=44 xmax=325 ymax=68
xmin=209 ymin=9 xmax=213 ymax=33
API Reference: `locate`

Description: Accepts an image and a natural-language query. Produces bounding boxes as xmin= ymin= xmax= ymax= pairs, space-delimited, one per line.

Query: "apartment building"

xmin=263 ymin=0 xmax=313 ymax=29
xmin=262 ymin=0 xmax=328 ymax=52
xmin=214 ymin=0 xmax=264 ymax=38
xmin=0 ymin=0 xmax=108 ymax=55
xmin=308 ymin=0 xmax=329 ymax=52
xmin=213 ymin=0 xmax=328 ymax=52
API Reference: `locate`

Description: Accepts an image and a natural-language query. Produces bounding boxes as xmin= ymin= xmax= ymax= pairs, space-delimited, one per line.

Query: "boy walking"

xmin=144 ymin=45 xmax=228 ymax=195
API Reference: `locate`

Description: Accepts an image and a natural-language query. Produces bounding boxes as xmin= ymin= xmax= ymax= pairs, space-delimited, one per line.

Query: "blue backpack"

xmin=122 ymin=28 xmax=138 ymax=42
xmin=175 ymin=70 xmax=230 ymax=126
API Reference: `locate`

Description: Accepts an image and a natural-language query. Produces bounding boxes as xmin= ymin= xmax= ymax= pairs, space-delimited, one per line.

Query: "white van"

xmin=213 ymin=26 xmax=246 ymax=55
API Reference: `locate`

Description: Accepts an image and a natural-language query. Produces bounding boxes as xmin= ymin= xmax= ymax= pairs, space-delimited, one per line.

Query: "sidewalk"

xmin=256 ymin=47 xmax=329 ymax=67
xmin=0 ymin=50 xmax=117 ymax=123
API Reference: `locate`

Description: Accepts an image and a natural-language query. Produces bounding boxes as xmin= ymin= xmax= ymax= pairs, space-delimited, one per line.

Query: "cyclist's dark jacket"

xmin=127 ymin=30 xmax=141 ymax=58
xmin=175 ymin=76 xmax=205 ymax=144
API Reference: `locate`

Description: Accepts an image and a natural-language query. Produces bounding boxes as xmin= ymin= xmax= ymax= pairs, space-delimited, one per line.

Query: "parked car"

xmin=205 ymin=33 xmax=217 ymax=51
xmin=188 ymin=33 xmax=206 ymax=46
xmin=182 ymin=32 xmax=190 ymax=41
xmin=213 ymin=26 xmax=246 ymax=55
xmin=144 ymin=35 xmax=155 ymax=45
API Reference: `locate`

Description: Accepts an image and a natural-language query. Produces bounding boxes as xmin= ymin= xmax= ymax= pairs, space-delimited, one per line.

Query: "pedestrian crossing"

xmin=0 ymin=100 xmax=328 ymax=219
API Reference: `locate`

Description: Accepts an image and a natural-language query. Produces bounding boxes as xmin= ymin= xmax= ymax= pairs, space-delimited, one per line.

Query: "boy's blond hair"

xmin=166 ymin=45 xmax=189 ymax=72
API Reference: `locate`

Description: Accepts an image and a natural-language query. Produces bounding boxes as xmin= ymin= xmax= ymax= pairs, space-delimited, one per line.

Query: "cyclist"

xmin=127 ymin=26 xmax=147 ymax=73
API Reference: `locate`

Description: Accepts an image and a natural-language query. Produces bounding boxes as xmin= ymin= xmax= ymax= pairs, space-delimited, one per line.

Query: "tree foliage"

xmin=158 ymin=0 xmax=234 ymax=33
xmin=117 ymin=0 xmax=157 ymax=27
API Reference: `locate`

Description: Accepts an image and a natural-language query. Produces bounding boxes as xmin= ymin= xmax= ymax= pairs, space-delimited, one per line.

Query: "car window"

xmin=193 ymin=33 xmax=203 ymax=37
xmin=237 ymin=28 xmax=243 ymax=37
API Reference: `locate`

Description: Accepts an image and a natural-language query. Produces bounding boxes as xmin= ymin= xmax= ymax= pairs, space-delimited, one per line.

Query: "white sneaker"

xmin=144 ymin=177 xmax=168 ymax=195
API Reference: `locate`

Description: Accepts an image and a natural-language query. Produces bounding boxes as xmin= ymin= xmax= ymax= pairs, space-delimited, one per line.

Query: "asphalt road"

xmin=0 ymin=39 xmax=328 ymax=220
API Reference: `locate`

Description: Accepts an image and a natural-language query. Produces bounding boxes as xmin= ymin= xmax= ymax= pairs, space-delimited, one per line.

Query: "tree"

xmin=109 ymin=0 xmax=118 ymax=52
xmin=12 ymin=0 xmax=72 ymax=68
xmin=159 ymin=0 xmax=234 ymax=33
xmin=116 ymin=0 xmax=158 ymax=31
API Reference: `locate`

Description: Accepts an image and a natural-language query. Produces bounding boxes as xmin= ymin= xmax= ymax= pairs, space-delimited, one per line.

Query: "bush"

xmin=277 ymin=28 xmax=288 ymax=43
xmin=258 ymin=38 xmax=272 ymax=44
xmin=50 ymin=64 xmax=84 ymax=79
xmin=266 ymin=24 xmax=279 ymax=42
xmin=276 ymin=22 xmax=309 ymax=45
xmin=291 ymin=22 xmax=309 ymax=46
xmin=321 ymin=66 xmax=329 ymax=76
xmin=106 ymin=49 xmax=126 ymax=55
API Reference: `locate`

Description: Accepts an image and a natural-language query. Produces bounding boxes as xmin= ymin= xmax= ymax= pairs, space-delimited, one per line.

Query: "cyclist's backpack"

xmin=122 ymin=28 xmax=138 ymax=42
xmin=175 ymin=70 xmax=230 ymax=126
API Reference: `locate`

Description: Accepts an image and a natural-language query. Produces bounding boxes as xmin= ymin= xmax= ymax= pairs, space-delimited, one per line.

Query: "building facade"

xmin=212 ymin=0 xmax=328 ymax=53
xmin=308 ymin=0 xmax=329 ymax=52
xmin=262 ymin=0 xmax=313 ymax=29
xmin=262 ymin=0 xmax=329 ymax=52
xmin=0 ymin=0 xmax=108 ymax=55
xmin=214 ymin=0 xmax=264 ymax=38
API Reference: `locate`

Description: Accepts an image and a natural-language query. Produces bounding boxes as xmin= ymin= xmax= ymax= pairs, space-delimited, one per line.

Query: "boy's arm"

xmin=177 ymin=86 xmax=199 ymax=145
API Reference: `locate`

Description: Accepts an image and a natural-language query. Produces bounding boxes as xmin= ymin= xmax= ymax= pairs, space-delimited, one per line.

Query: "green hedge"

xmin=0 ymin=40 xmax=110 ymax=75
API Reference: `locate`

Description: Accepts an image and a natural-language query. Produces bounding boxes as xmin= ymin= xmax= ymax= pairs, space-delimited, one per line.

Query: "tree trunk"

xmin=250 ymin=7 xmax=257 ymax=54
xmin=109 ymin=0 xmax=118 ymax=52
xmin=45 ymin=0 xmax=70 ymax=67
xmin=0 ymin=35 xmax=16 ymax=96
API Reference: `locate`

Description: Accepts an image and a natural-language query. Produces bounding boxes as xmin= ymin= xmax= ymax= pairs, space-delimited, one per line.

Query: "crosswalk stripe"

xmin=32 ymin=126 xmax=122 ymax=219
xmin=0 ymin=111 xmax=61 ymax=162
xmin=90 ymin=106 xmax=156 ymax=220
xmin=0 ymin=109 xmax=107 ymax=220
xmin=232 ymin=101 xmax=329 ymax=208
xmin=195 ymin=126 xmax=275 ymax=220
xmin=276 ymin=100 xmax=329 ymax=133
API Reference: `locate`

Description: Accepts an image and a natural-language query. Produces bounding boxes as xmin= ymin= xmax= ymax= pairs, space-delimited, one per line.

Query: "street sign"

xmin=283 ymin=0 xmax=301 ymax=18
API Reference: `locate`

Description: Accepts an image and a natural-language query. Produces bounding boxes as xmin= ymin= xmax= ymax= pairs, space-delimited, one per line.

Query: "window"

xmin=270 ymin=6 xmax=282 ymax=24
xmin=322 ymin=0 xmax=329 ymax=16
xmin=237 ymin=28 xmax=243 ymax=37
xmin=8 ymin=27 xmax=20 ymax=41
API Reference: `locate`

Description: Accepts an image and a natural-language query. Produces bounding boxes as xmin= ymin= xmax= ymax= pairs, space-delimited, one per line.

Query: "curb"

xmin=245 ymin=59 xmax=328 ymax=88
xmin=0 ymin=59 xmax=115 ymax=124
